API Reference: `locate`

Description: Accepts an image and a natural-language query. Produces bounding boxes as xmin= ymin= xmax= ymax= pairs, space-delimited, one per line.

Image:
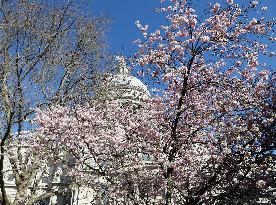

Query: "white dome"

xmin=95 ymin=56 xmax=150 ymax=103
xmin=109 ymin=74 xmax=150 ymax=96
xmin=96 ymin=74 xmax=150 ymax=102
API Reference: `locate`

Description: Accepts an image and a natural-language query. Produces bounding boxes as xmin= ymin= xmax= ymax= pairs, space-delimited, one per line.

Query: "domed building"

xmin=95 ymin=56 xmax=150 ymax=103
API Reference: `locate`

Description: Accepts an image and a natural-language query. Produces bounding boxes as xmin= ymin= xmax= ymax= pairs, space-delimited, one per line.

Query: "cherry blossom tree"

xmin=132 ymin=0 xmax=275 ymax=204
xmin=34 ymin=0 xmax=275 ymax=204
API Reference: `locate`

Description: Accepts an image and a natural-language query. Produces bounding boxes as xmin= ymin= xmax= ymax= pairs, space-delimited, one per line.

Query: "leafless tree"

xmin=0 ymin=0 xmax=111 ymax=204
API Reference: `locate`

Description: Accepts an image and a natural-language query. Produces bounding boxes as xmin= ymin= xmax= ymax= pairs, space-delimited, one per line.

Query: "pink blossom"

xmin=201 ymin=36 xmax=210 ymax=42
xmin=235 ymin=61 xmax=242 ymax=66
xmin=258 ymin=70 xmax=270 ymax=80
xmin=251 ymin=1 xmax=258 ymax=7
xmin=269 ymin=52 xmax=275 ymax=57
xmin=227 ymin=0 xmax=234 ymax=4
xmin=256 ymin=180 xmax=266 ymax=188
xmin=212 ymin=3 xmax=220 ymax=14
xmin=189 ymin=19 xmax=197 ymax=29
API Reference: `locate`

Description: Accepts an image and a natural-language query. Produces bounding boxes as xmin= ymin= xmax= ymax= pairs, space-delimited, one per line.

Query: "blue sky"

xmin=92 ymin=0 xmax=163 ymax=55
xmin=91 ymin=0 xmax=276 ymax=56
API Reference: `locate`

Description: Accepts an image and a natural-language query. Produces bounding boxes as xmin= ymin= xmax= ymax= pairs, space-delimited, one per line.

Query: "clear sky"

xmin=91 ymin=0 xmax=276 ymax=56
xmin=92 ymin=0 xmax=163 ymax=55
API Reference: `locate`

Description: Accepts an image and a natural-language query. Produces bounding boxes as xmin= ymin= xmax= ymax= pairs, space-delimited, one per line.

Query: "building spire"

xmin=116 ymin=56 xmax=129 ymax=75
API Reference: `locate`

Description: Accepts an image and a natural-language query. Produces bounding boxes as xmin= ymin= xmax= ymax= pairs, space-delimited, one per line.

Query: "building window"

xmin=7 ymin=174 xmax=14 ymax=181
xmin=57 ymin=191 xmax=72 ymax=205
xmin=41 ymin=176 xmax=49 ymax=184
xmin=142 ymin=153 xmax=151 ymax=162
